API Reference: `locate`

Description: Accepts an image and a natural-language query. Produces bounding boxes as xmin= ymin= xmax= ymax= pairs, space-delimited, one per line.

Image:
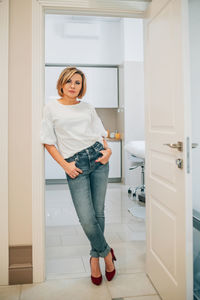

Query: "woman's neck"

xmin=59 ymin=96 xmax=79 ymax=105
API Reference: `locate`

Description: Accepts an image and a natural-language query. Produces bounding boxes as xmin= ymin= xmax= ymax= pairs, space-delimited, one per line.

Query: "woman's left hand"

xmin=95 ymin=148 xmax=112 ymax=165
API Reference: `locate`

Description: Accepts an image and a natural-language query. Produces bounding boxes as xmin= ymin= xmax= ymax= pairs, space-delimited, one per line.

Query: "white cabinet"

xmin=45 ymin=150 xmax=65 ymax=180
xmin=81 ymin=67 xmax=118 ymax=108
xmin=45 ymin=66 xmax=118 ymax=108
xmin=45 ymin=140 xmax=121 ymax=180
xmin=107 ymin=141 xmax=121 ymax=179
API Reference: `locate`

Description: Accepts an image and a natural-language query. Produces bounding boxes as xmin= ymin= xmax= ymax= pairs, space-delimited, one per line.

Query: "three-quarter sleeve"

xmin=91 ymin=105 xmax=107 ymax=138
xmin=40 ymin=104 xmax=57 ymax=145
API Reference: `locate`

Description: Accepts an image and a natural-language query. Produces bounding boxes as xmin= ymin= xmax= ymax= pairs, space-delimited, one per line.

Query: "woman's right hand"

xmin=64 ymin=161 xmax=83 ymax=179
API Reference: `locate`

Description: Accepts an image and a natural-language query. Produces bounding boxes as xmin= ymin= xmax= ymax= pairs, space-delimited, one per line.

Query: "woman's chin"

xmin=67 ymin=93 xmax=78 ymax=99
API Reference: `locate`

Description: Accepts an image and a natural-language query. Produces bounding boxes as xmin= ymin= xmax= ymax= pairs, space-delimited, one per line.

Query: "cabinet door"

xmin=81 ymin=67 xmax=118 ymax=108
xmin=45 ymin=66 xmax=63 ymax=103
xmin=107 ymin=141 xmax=121 ymax=178
xmin=45 ymin=66 xmax=118 ymax=108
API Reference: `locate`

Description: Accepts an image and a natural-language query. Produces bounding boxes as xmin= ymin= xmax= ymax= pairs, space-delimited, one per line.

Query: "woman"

xmin=40 ymin=66 xmax=116 ymax=285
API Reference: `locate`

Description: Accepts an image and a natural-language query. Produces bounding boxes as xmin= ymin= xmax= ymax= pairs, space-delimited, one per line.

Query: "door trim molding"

xmin=0 ymin=0 xmax=9 ymax=286
xmin=32 ymin=0 xmax=146 ymax=283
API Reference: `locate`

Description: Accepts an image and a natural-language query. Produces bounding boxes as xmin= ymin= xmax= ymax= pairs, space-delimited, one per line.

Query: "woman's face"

xmin=62 ymin=73 xmax=83 ymax=99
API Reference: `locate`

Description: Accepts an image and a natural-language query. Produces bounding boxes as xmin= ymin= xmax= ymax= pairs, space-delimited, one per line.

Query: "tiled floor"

xmin=0 ymin=183 xmax=161 ymax=300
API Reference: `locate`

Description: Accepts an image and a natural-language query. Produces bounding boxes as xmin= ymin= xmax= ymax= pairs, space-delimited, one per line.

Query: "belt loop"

xmin=93 ymin=142 xmax=99 ymax=153
xmin=74 ymin=153 xmax=78 ymax=162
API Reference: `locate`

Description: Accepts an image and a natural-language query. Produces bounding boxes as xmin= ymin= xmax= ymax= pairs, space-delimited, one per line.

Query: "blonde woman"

xmin=40 ymin=66 xmax=116 ymax=285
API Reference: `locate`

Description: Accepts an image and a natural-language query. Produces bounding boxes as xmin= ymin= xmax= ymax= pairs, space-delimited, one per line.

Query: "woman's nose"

xmin=70 ymin=82 xmax=75 ymax=88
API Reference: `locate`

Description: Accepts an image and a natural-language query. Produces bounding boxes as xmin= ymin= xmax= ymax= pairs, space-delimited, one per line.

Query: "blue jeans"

xmin=64 ymin=141 xmax=111 ymax=258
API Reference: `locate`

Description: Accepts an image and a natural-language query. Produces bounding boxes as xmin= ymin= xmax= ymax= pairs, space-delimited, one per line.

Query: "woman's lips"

xmin=69 ymin=90 xmax=75 ymax=93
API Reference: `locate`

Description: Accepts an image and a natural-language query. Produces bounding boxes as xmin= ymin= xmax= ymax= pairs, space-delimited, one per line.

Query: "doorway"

xmin=44 ymin=12 xmax=147 ymax=286
xmin=32 ymin=0 xmax=148 ymax=284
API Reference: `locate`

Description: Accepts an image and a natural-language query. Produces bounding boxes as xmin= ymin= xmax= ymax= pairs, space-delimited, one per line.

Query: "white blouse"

xmin=40 ymin=100 xmax=107 ymax=159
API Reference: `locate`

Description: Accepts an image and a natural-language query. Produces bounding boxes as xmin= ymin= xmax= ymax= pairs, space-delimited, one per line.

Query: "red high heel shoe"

xmin=105 ymin=248 xmax=117 ymax=281
xmin=89 ymin=257 xmax=102 ymax=286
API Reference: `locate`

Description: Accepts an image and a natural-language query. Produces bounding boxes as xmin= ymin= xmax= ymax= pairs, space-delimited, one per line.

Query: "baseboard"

xmin=9 ymin=245 xmax=32 ymax=285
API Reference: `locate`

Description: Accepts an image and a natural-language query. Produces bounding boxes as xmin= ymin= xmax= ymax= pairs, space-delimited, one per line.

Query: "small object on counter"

xmin=115 ymin=131 xmax=121 ymax=139
xmin=106 ymin=129 xmax=110 ymax=138
xmin=110 ymin=132 xmax=115 ymax=138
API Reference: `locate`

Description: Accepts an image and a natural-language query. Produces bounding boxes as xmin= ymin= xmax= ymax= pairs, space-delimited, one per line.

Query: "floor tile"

xmin=46 ymin=257 xmax=85 ymax=275
xmin=0 ymin=285 xmax=21 ymax=300
xmin=61 ymin=234 xmax=89 ymax=246
xmin=115 ymin=247 xmax=146 ymax=274
xmin=127 ymin=221 xmax=146 ymax=232
xmin=46 ymin=272 xmax=90 ymax=280
xmin=46 ymin=225 xmax=77 ymax=236
xmin=20 ymin=278 xmax=111 ymax=300
xmin=105 ymin=272 xmax=157 ymax=298
xmin=104 ymin=231 xmax=123 ymax=243
xmin=105 ymin=223 xmax=146 ymax=242
xmin=45 ymin=235 xmax=62 ymax=247
xmin=46 ymin=245 xmax=90 ymax=259
xmin=117 ymin=230 xmax=146 ymax=242
xmin=124 ymin=296 xmax=161 ymax=300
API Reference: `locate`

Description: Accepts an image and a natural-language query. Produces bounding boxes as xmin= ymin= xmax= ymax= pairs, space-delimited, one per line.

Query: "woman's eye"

xmin=66 ymin=79 xmax=71 ymax=83
xmin=75 ymin=81 xmax=80 ymax=85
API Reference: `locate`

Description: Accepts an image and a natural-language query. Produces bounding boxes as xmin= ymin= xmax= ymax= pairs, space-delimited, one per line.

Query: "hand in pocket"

xmin=64 ymin=161 xmax=83 ymax=178
xmin=95 ymin=149 xmax=112 ymax=165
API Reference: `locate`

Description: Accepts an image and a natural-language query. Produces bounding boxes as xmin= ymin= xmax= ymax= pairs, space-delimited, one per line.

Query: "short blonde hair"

xmin=57 ymin=66 xmax=86 ymax=99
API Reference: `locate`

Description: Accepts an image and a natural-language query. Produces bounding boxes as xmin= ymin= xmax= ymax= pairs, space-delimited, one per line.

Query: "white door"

xmin=144 ymin=0 xmax=193 ymax=299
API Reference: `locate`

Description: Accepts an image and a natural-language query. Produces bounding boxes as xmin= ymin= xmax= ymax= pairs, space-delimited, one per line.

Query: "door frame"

xmin=32 ymin=0 xmax=147 ymax=283
xmin=0 ymin=0 xmax=9 ymax=286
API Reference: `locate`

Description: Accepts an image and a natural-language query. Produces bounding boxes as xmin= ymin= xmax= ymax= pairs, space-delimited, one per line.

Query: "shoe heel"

xmin=105 ymin=248 xmax=117 ymax=281
xmin=111 ymin=248 xmax=116 ymax=261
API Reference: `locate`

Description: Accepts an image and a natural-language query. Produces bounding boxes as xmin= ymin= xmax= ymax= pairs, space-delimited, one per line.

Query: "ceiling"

xmin=46 ymin=0 xmax=151 ymax=18
xmin=92 ymin=0 xmax=151 ymax=12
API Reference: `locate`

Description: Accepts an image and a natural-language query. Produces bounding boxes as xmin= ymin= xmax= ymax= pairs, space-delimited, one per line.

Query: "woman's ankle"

xmin=90 ymin=257 xmax=101 ymax=276
xmin=104 ymin=251 xmax=112 ymax=261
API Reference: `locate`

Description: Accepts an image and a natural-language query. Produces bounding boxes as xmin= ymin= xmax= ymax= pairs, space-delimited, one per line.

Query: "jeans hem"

xmin=90 ymin=245 xmax=111 ymax=258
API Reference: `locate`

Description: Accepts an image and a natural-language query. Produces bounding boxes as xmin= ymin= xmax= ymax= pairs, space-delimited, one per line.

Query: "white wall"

xmin=121 ymin=18 xmax=145 ymax=186
xmin=123 ymin=18 xmax=144 ymax=62
xmin=45 ymin=14 xmax=123 ymax=65
xmin=189 ymin=0 xmax=200 ymax=213
xmin=123 ymin=61 xmax=144 ymax=186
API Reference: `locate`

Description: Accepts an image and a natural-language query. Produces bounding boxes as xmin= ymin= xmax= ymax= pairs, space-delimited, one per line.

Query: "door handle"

xmin=163 ymin=141 xmax=183 ymax=152
xmin=192 ymin=143 xmax=198 ymax=149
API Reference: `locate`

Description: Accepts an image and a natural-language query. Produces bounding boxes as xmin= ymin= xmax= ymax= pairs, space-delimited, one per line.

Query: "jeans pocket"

xmin=65 ymin=154 xmax=78 ymax=164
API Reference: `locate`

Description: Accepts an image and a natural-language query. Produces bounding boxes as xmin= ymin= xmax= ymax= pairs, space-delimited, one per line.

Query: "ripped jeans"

xmin=64 ymin=141 xmax=111 ymax=258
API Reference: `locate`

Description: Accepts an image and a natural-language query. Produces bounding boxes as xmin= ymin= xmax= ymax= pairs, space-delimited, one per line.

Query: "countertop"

xmin=106 ymin=138 xmax=122 ymax=142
